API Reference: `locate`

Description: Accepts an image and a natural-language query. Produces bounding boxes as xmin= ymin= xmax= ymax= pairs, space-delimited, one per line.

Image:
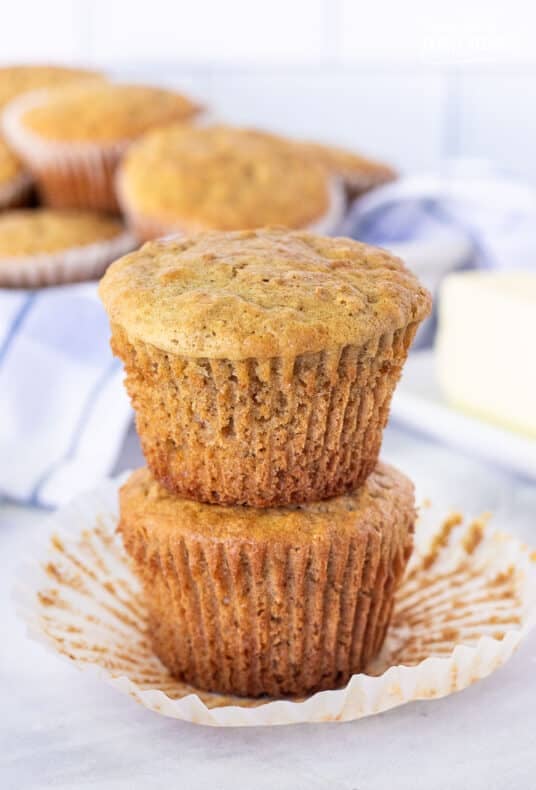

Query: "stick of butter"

xmin=436 ymin=271 xmax=536 ymax=438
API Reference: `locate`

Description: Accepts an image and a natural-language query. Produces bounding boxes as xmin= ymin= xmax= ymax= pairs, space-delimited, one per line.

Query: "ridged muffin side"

xmin=112 ymin=320 xmax=418 ymax=506
xmin=119 ymin=463 xmax=416 ymax=699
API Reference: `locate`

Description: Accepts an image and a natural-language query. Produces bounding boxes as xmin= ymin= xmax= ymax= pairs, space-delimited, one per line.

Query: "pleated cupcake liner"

xmin=0 ymin=228 xmax=137 ymax=288
xmin=111 ymin=321 xmax=417 ymax=507
xmin=0 ymin=170 xmax=33 ymax=210
xmin=14 ymin=474 xmax=536 ymax=726
xmin=116 ymin=171 xmax=346 ymax=243
xmin=119 ymin=475 xmax=413 ymax=698
xmin=2 ymin=89 xmax=130 ymax=212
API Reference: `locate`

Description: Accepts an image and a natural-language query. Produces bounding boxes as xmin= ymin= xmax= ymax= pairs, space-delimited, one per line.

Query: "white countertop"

xmin=2 ymin=425 xmax=536 ymax=790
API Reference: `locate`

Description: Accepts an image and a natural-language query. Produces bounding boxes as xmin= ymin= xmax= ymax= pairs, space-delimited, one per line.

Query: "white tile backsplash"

xmin=0 ymin=0 xmax=82 ymax=63
xmin=340 ymin=0 xmax=536 ymax=65
xmin=89 ymin=0 xmax=329 ymax=64
xmin=1 ymin=1 xmax=536 ymax=180
xmin=206 ymin=69 xmax=446 ymax=171
xmin=457 ymin=72 xmax=536 ymax=181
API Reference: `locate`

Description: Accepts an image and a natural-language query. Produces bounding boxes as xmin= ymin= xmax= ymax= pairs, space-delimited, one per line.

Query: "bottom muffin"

xmin=119 ymin=463 xmax=416 ymax=699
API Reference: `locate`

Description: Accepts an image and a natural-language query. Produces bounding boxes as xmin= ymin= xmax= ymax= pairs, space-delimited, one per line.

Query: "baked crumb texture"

xmin=119 ymin=463 xmax=416 ymax=698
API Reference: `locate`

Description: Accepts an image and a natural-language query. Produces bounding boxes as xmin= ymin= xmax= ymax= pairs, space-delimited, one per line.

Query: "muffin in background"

xmin=0 ymin=64 xmax=103 ymax=209
xmin=0 ymin=64 xmax=102 ymax=112
xmin=0 ymin=137 xmax=32 ymax=210
xmin=100 ymin=228 xmax=431 ymax=507
xmin=0 ymin=208 xmax=135 ymax=287
xmin=116 ymin=124 xmax=344 ymax=241
xmin=2 ymin=82 xmax=203 ymax=212
xmin=298 ymin=140 xmax=397 ymax=199
xmin=119 ymin=462 xmax=416 ymax=698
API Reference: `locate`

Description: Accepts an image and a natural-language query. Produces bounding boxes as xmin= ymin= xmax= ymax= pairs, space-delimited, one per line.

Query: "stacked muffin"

xmin=100 ymin=227 xmax=431 ymax=698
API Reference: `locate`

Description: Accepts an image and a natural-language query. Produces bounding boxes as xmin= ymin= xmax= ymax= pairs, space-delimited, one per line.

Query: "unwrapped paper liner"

xmin=14 ymin=474 xmax=536 ymax=727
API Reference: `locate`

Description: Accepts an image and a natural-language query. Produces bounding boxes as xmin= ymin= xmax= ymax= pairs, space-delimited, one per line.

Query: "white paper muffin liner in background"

xmin=0 ymin=228 xmax=137 ymax=288
xmin=2 ymin=91 xmax=210 ymax=213
xmin=0 ymin=170 xmax=33 ymax=210
xmin=14 ymin=474 xmax=536 ymax=727
xmin=2 ymin=89 xmax=130 ymax=212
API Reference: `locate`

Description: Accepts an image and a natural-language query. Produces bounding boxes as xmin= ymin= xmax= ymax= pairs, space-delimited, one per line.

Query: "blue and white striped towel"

xmin=0 ymin=283 xmax=132 ymax=508
xmin=341 ymin=161 xmax=536 ymax=271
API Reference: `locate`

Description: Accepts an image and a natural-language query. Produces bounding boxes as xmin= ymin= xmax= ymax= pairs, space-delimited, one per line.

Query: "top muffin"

xmin=15 ymin=82 xmax=202 ymax=143
xmin=0 ymin=64 xmax=101 ymax=111
xmin=117 ymin=125 xmax=336 ymax=234
xmin=99 ymin=227 xmax=432 ymax=360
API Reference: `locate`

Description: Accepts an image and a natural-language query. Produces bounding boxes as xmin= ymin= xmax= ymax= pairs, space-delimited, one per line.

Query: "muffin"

xmin=100 ymin=228 xmax=431 ymax=507
xmin=0 ymin=137 xmax=32 ymax=210
xmin=0 ymin=64 xmax=102 ymax=207
xmin=0 ymin=208 xmax=136 ymax=287
xmin=298 ymin=140 xmax=397 ymax=199
xmin=0 ymin=64 xmax=102 ymax=111
xmin=116 ymin=125 xmax=344 ymax=241
xmin=2 ymin=82 xmax=203 ymax=212
xmin=119 ymin=462 xmax=416 ymax=698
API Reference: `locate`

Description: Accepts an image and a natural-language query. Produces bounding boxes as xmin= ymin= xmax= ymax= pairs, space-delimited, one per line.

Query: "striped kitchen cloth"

xmin=0 ymin=282 xmax=132 ymax=508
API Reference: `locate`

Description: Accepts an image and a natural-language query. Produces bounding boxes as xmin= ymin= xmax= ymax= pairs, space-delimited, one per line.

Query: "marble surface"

xmin=1 ymin=425 xmax=536 ymax=790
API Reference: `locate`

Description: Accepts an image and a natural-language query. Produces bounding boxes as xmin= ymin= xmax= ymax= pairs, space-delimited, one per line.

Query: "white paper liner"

xmin=2 ymin=91 xmax=208 ymax=212
xmin=117 ymin=162 xmax=346 ymax=243
xmin=0 ymin=169 xmax=33 ymax=210
xmin=2 ymin=90 xmax=134 ymax=211
xmin=0 ymin=228 xmax=137 ymax=287
xmin=14 ymin=474 xmax=536 ymax=727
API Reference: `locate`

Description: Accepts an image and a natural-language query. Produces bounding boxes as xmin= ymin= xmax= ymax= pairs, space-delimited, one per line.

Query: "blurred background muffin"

xmin=117 ymin=124 xmax=345 ymax=240
xmin=0 ymin=207 xmax=135 ymax=287
xmin=2 ymin=81 xmax=203 ymax=212
xmin=0 ymin=64 xmax=102 ymax=111
xmin=0 ymin=64 xmax=103 ymax=209
xmin=296 ymin=139 xmax=398 ymax=199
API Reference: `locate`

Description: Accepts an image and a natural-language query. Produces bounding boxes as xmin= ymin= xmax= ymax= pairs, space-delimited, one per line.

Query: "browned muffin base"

xmin=119 ymin=464 xmax=416 ymax=698
xmin=112 ymin=321 xmax=418 ymax=507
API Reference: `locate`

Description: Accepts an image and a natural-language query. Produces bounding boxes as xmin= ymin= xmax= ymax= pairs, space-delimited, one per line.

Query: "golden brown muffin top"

xmin=0 ymin=209 xmax=126 ymax=257
xmin=120 ymin=462 xmax=415 ymax=544
xmin=298 ymin=140 xmax=397 ymax=191
xmin=118 ymin=124 xmax=332 ymax=231
xmin=0 ymin=64 xmax=101 ymax=111
xmin=20 ymin=82 xmax=202 ymax=143
xmin=99 ymin=228 xmax=432 ymax=359
xmin=0 ymin=137 xmax=24 ymax=184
